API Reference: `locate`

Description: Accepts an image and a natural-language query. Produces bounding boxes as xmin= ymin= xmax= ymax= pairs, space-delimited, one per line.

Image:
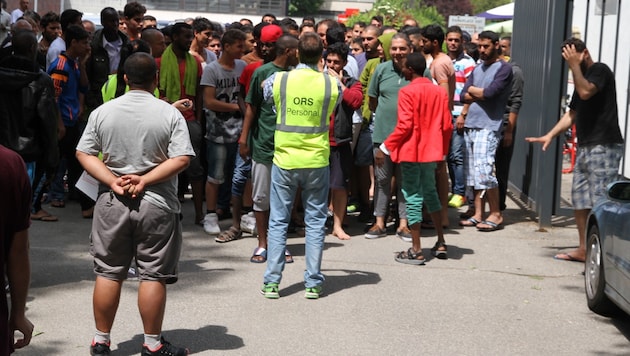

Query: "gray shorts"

xmin=572 ymin=144 xmax=623 ymax=210
xmin=251 ymin=160 xmax=272 ymax=211
xmin=90 ymin=192 xmax=182 ymax=284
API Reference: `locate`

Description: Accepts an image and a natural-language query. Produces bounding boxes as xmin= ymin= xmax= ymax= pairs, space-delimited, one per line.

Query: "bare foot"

xmin=554 ymin=249 xmax=585 ymax=262
xmin=332 ymin=227 xmax=351 ymax=240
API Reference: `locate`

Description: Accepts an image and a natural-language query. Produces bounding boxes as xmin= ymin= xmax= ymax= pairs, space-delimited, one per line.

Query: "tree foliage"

xmin=288 ymin=0 xmax=325 ymax=16
xmin=346 ymin=0 xmax=445 ymax=28
xmin=424 ymin=0 xmax=474 ymax=19
xmin=470 ymin=0 xmax=512 ymax=13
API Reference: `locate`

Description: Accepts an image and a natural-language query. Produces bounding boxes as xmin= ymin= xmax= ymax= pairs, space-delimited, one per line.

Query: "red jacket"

xmin=384 ymin=77 xmax=452 ymax=163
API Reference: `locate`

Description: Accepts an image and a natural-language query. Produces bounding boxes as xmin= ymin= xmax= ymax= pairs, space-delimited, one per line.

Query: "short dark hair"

xmin=240 ymin=18 xmax=253 ymax=26
xmin=275 ymin=34 xmax=299 ymax=56
xmin=143 ymin=15 xmax=156 ymax=22
xmin=253 ymin=22 xmax=268 ymax=40
xmin=60 ymin=9 xmax=82 ymax=32
xmin=192 ymin=17 xmax=212 ymax=33
xmin=479 ymin=30 xmax=499 ymax=43
xmin=391 ymin=33 xmax=411 ymax=47
xmin=562 ymin=37 xmax=586 ymax=52
xmin=221 ymin=28 xmax=246 ymax=47
xmin=262 ymin=13 xmax=276 ymax=21
xmin=405 ymin=52 xmax=426 ymax=75
xmin=352 ymin=21 xmax=366 ymax=28
xmin=421 ymin=24 xmax=445 ymax=47
xmin=11 ymin=29 xmax=37 ymax=59
xmin=124 ymin=52 xmax=157 ymax=89
xmin=279 ymin=17 xmax=298 ymax=32
xmin=400 ymin=25 xmax=421 ymax=37
xmin=371 ymin=15 xmax=383 ymax=24
xmin=464 ymin=42 xmax=479 ymax=61
xmin=64 ymin=24 xmax=88 ymax=46
xmin=171 ymin=22 xmax=192 ymax=37
xmin=298 ymin=32 xmax=323 ymax=65
xmin=326 ymin=42 xmax=349 ymax=62
xmin=40 ymin=11 xmax=59 ymax=28
xmin=326 ymin=26 xmax=346 ymax=46
xmin=447 ymin=25 xmax=462 ymax=36
xmin=124 ymin=1 xmax=146 ymax=19
xmin=316 ymin=18 xmax=338 ymax=31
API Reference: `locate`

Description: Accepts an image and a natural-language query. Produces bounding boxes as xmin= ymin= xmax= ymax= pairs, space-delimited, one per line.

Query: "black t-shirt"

xmin=569 ymin=62 xmax=623 ymax=146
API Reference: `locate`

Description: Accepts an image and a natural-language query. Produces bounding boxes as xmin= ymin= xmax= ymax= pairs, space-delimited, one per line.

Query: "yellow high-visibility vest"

xmin=272 ymin=68 xmax=339 ymax=169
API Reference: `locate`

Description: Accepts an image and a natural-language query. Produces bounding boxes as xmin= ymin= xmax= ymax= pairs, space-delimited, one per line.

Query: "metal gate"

xmin=510 ymin=0 xmax=628 ymax=228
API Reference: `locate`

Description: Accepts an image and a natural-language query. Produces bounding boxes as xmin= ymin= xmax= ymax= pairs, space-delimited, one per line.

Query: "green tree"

xmin=470 ymin=0 xmax=512 ymax=13
xmin=288 ymin=0 xmax=325 ymax=16
xmin=425 ymin=0 xmax=474 ymax=19
xmin=347 ymin=0 xmax=445 ymax=28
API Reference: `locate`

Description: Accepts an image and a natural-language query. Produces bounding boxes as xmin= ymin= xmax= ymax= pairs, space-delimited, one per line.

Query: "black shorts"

xmin=330 ymin=144 xmax=352 ymax=190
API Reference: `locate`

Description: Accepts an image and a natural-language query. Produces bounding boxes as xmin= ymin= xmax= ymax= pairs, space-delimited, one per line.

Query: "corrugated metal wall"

xmin=510 ymin=0 xmax=628 ymax=227
xmin=510 ymin=0 xmax=571 ymax=227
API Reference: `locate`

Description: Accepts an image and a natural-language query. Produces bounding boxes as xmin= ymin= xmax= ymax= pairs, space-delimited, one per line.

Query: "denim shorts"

xmin=206 ymin=141 xmax=238 ymax=184
xmin=572 ymin=144 xmax=623 ymax=210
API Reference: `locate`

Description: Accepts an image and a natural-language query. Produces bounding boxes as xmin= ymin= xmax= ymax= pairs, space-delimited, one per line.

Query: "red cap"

xmin=260 ymin=24 xmax=283 ymax=43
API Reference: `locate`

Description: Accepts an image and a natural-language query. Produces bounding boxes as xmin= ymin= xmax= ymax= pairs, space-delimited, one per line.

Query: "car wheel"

xmin=585 ymin=224 xmax=618 ymax=316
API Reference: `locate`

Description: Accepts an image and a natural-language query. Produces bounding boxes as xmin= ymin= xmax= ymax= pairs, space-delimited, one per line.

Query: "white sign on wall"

xmin=448 ymin=15 xmax=486 ymax=35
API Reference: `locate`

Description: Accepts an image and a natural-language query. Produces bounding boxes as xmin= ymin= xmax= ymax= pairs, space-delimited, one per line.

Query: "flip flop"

xmin=31 ymin=211 xmax=58 ymax=222
xmin=553 ymin=253 xmax=584 ymax=263
xmin=459 ymin=217 xmax=480 ymax=227
xmin=250 ymin=247 xmax=267 ymax=263
xmin=476 ymin=220 xmax=503 ymax=232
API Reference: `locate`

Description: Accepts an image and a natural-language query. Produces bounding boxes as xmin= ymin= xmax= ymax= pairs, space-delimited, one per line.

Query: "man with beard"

xmin=526 ymin=38 xmax=623 ymax=262
xmin=421 ymin=23 xmax=454 ymax=229
xmin=457 ymin=31 xmax=512 ymax=232
xmin=37 ymin=11 xmax=61 ymax=59
xmin=366 ymin=33 xmax=412 ymax=241
xmin=446 ymin=26 xmax=476 ymax=210
xmin=157 ymin=22 xmax=204 ymax=225
xmin=239 ymin=34 xmax=299 ymax=263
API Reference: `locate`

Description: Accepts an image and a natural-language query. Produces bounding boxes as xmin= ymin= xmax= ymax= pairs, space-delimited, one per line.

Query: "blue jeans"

xmin=448 ymin=117 xmax=465 ymax=196
xmin=264 ymin=164 xmax=329 ymax=288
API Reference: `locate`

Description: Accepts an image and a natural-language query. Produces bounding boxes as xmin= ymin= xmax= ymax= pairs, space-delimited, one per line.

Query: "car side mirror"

xmin=607 ymin=181 xmax=630 ymax=201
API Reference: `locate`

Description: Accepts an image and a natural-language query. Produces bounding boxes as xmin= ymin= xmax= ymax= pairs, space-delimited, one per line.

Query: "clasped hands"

xmin=110 ymin=175 xmax=146 ymax=199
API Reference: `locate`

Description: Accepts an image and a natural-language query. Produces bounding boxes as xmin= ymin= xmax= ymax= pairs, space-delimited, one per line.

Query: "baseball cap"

xmin=260 ymin=24 xmax=283 ymax=43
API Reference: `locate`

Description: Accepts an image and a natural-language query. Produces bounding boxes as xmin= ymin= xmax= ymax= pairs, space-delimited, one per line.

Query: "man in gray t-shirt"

xmin=76 ymin=53 xmax=194 ymax=356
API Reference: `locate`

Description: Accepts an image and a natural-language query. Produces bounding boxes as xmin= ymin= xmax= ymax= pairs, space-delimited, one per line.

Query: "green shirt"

xmin=245 ymin=62 xmax=283 ymax=164
xmin=368 ymin=61 xmax=409 ymax=144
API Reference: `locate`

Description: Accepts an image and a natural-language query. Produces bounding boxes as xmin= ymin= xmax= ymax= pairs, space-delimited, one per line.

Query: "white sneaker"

xmin=203 ymin=213 xmax=220 ymax=235
xmin=240 ymin=212 xmax=257 ymax=235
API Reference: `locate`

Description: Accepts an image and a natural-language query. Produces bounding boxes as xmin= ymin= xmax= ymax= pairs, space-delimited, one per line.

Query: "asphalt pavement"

xmin=18 ymin=192 xmax=630 ymax=355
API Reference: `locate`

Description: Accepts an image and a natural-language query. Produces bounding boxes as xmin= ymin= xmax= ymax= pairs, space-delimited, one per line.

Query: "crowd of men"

xmin=0 ymin=0 xmax=624 ymax=354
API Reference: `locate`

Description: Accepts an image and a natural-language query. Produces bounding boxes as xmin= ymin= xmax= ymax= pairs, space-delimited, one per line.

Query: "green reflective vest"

xmin=272 ymin=68 xmax=339 ymax=169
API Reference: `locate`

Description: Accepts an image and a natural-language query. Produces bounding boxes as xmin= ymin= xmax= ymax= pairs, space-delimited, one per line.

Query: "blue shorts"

xmin=572 ymin=144 xmax=623 ymax=210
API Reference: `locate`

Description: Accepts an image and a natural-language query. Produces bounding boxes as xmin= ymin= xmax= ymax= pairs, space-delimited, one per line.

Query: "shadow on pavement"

xmin=115 ymin=325 xmax=244 ymax=355
xmin=279 ymin=268 xmax=381 ymax=298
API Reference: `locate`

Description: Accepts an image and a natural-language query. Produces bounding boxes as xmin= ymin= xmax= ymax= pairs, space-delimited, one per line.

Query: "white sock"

xmin=93 ymin=330 xmax=110 ymax=345
xmin=144 ymin=334 xmax=161 ymax=350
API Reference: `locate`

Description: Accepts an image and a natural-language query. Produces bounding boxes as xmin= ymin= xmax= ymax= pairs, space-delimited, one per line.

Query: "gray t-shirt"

xmin=200 ymin=59 xmax=246 ymax=143
xmin=76 ymin=90 xmax=195 ymax=213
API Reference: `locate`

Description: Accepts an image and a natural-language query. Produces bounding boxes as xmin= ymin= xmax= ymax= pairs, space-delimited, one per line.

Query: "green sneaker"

xmin=261 ymin=283 xmax=279 ymax=299
xmin=305 ymin=286 xmax=322 ymax=299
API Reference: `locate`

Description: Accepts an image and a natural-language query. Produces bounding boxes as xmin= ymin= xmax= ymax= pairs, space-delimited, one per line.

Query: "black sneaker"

xmin=141 ymin=337 xmax=189 ymax=356
xmin=90 ymin=341 xmax=111 ymax=355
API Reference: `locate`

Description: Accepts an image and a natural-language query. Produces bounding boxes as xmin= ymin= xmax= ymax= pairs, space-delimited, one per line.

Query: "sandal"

xmin=395 ymin=248 xmax=426 ymax=265
xmin=431 ymin=242 xmax=448 ymax=260
xmin=50 ymin=200 xmax=65 ymax=208
xmin=250 ymin=247 xmax=267 ymax=263
xmin=459 ymin=217 xmax=480 ymax=227
xmin=215 ymin=226 xmax=242 ymax=243
xmin=31 ymin=210 xmax=58 ymax=222
xmin=285 ymin=249 xmax=294 ymax=264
